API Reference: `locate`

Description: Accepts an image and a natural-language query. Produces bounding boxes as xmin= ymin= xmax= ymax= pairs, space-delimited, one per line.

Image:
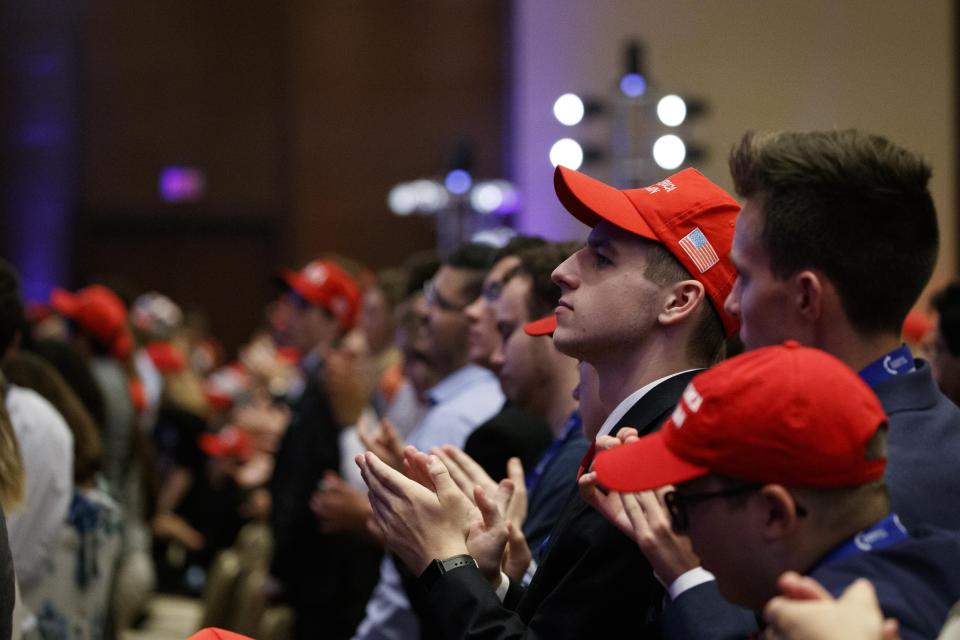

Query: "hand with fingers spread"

xmin=357 ymin=450 xmax=474 ymax=575
xmin=433 ymin=445 xmax=498 ymax=500
xmin=580 ymin=473 xmax=700 ymax=585
xmin=434 ymin=447 xmax=529 ymax=530
xmin=358 ymin=415 xmax=406 ymax=472
xmin=763 ymin=573 xmax=900 ymax=640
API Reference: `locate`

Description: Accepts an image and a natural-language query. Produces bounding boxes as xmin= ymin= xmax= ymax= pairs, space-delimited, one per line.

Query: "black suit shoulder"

xmin=464 ymin=403 xmax=552 ymax=480
xmin=421 ymin=371 xmax=699 ymax=639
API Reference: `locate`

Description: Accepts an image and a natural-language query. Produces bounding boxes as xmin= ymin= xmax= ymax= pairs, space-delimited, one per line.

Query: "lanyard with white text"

xmin=858 ymin=345 xmax=915 ymax=388
xmin=812 ymin=513 xmax=909 ymax=572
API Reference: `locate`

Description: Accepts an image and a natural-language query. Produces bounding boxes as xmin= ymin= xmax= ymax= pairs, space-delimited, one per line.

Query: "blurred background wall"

xmin=2 ymin=0 xmax=956 ymax=352
xmin=512 ymin=0 xmax=956 ymax=300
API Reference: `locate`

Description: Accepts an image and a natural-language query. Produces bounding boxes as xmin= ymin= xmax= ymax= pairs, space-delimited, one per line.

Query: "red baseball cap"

xmin=554 ymin=166 xmax=741 ymax=336
xmin=524 ymin=314 xmax=557 ymax=337
xmin=188 ymin=628 xmax=254 ymax=640
xmin=198 ymin=425 xmax=254 ymax=459
xmin=593 ymin=341 xmax=888 ymax=492
xmin=145 ymin=341 xmax=187 ymax=374
xmin=51 ymin=285 xmax=133 ymax=359
xmin=277 ymin=259 xmax=361 ymax=331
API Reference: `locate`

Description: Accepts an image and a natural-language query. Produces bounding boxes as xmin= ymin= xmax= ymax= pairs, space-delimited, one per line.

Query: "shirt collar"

xmin=596 ymin=369 xmax=701 ymax=438
xmin=426 ymin=364 xmax=496 ymax=406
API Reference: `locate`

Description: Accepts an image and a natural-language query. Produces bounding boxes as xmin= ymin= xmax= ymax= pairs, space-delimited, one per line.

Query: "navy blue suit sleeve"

xmin=662 ymin=581 xmax=758 ymax=640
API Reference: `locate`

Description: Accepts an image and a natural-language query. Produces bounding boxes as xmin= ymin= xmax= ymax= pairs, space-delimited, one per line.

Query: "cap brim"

xmin=554 ymin=166 xmax=658 ymax=240
xmin=524 ymin=315 xmax=557 ymax=336
xmin=276 ymin=269 xmax=311 ymax=301
xmin=50 ymin=288 xmax=80 ymax=318
xmin=593 ymin=431 xmax=709 ymax=493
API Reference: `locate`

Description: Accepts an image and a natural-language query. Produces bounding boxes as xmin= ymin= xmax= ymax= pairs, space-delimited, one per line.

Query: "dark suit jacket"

xmin=464 ymin=402 xmax=552 ymax=481
xmin=418 ymin=371 xmax=698 ymax=639
xmin=877 ymin=359 xmax=960 ymax=531
xmin=662 ymin=358 xmax=960 ymax=640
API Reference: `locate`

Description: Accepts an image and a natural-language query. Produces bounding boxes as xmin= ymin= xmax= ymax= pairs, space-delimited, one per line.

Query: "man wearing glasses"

xmin=589 ymin=342 xmax=960 ymax=640
xmin=354 ymin=242 xmax=507 ymax=640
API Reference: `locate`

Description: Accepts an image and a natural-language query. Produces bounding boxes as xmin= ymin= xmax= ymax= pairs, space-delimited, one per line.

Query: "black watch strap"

xmin=419 ymin=554 xmax=478 ymax=591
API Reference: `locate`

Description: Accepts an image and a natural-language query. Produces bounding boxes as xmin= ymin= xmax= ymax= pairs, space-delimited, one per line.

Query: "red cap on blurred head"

xmin=198 ymin=425 xmax=253 ymax=459
xmin=145 ymin=341 xmax=187 ymax=374
xmin=188 ymin=628 xmax=255 ymax=640
xmin=554 ymin=166 xmax=741 ymax=336
xmin=523 ymin=315 xmax=557 ymax=337
xmin=277 ymin=260 xmax=361 ymax=331
xmin=51 ymin=285 xmax=133 ymax=359
xmin=593 ymin=342 xmax=888 ymax=492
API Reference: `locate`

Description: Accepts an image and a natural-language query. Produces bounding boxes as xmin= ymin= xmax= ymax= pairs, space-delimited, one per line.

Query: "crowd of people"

xmin=1 ymin=127 xmax=960 ymax=640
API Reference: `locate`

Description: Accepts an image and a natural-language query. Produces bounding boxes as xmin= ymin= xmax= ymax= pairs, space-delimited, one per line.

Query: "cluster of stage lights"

xmin=549 ymin=85 xmax=691 ymax=171
xmin=387 ymin=170 xmax=519 ymax=216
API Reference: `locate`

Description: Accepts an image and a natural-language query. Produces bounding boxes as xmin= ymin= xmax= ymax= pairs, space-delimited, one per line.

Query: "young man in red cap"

xmin=356 ymin=165 xmax=740 ymax=638
xmin=590 ymin=342 xmax=960 ymax=640
xmin=588 ymin=129 xmax=960 ymax=640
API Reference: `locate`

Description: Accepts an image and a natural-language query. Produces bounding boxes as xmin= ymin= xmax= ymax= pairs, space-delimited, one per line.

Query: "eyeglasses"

xmin=423 ymin=279 xmax=470 ymax=313
xmin=664 ymin=484 xmax=808 ymax=532
xmin=481 ymin=280 xmax=504 ymax=303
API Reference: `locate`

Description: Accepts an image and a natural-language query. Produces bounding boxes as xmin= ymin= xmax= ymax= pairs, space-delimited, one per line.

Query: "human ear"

xmin=658 ymin=280 xmax=706 ymax=327
xmin=757 ymin=484 xmax=804 ymax=542
xmin=793 ymin=271 xmax=823 ymax=323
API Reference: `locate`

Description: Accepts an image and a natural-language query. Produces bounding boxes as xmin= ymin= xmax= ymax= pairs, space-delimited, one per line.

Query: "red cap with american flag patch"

xmin=553 ymin=166 xmax=740 ymax=336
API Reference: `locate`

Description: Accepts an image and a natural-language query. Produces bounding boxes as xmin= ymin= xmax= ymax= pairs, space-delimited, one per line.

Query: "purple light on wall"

xmin=159 ymin=166 xmax=206 ymax=202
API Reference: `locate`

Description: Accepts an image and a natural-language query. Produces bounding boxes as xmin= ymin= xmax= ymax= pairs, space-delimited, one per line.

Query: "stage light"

xmin=411 ymin=179 xmax=449 ymax=212
xmin=657 ymin=95 xmax=687 ymax=127
xmin=387 ymin=183 xmax=417 ymax=215
xmin=553 ymin=93 xmax=585 ymax=126
xmin=652 ymin=135 xmax=686 ymax=170
xmin=549 ymin=138 xmax=584 ymax=170
xmin=619 ymin=73 xmax=646 ymax=98
xmin=444 ymin=169 xmax=472 ymax=195
xmin=470 ymin=181 xmax=519 ymax=215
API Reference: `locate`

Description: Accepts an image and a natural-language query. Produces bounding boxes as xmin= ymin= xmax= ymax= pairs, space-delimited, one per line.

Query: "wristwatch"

xmin=419 ymin=554 xmax=478 ymax=591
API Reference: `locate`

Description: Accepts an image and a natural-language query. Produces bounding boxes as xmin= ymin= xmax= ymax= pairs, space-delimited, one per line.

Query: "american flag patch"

xmin=678 ymin=227 xmax=720 ymax=273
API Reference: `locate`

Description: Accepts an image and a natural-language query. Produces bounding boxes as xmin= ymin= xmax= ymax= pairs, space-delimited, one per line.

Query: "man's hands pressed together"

xmin=357 ymin=446 xmax=515 ymax=587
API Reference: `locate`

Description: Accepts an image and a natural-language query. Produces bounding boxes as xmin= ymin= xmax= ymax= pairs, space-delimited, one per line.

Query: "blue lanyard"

xmin=527 ymin=412 xmax=582 ymax=493
xmin=812 ymin=514 xmax=909 ymax=571
xmin=859 ymin=345 xmax=915 ymax=388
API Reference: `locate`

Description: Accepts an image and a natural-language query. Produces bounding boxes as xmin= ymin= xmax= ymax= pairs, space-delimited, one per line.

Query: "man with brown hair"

xmin=588 ymin=129 xmax=960 ymax=640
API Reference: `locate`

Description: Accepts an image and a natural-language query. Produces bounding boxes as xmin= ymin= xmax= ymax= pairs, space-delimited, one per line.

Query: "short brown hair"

xmin=729 ymin=129 xmax=938 ymax=336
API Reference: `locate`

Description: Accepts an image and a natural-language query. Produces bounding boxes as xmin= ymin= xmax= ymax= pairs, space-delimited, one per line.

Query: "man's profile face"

xmin=724 ymin=200 xmax=798 ymax=351
xmin=676 ymin=475 xmax=772 ymax=611
xmin=492 ymin=276 xmax=551 ymax=408
xmin=550 ymin=221 xmax=663 ymax=363
xmin=418 ymin=265 xmax=474 ymax=371
xmin=464 ymin=255 xmax=520 ymax=370
xmin=283 ymin=291 xmax=339 ymax=353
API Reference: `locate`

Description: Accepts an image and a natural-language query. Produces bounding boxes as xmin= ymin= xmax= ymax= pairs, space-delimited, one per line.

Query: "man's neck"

xmin=433 ymin=355 xmax=471 ymax=382
xmin=814 ymin=325 xmax=902 ymax=373
xmin=593 ymin=339 xmax=699 ymax=412
xmin=538 ymin=382 xmax=579 ymax=438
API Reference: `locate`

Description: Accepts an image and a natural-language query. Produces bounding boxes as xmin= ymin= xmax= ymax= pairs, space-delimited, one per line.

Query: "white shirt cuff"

xmin=667 ymin=567 xmax=716 ymax=601
xmin=495 ymin=572 xmax=511 ymax=602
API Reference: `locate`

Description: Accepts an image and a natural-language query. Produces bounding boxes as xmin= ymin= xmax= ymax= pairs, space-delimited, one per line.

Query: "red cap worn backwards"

xmin=593 ymin=342 xmax=888 ymax=492
xmin=277 ymin=259 xmax=361 ymax=331
xmin=554 ymin=166 xmax=741 ymax=336
xmin=523 ymin=314 xmax=557 ymax=337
